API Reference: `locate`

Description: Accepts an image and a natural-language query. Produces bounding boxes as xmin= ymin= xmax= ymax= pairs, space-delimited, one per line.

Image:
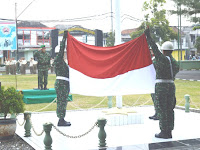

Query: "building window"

xmin=37 ymin=31 xmax=50 ymax=45
xmin=24 ymin=31 xmax=31 ymax=45
xmin=18 ymin=30 xmax=23 ymax=46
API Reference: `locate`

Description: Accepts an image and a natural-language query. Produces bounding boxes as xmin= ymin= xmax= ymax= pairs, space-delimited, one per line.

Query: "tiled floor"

xmin=16 ymin=106 xmax=200 ymax=150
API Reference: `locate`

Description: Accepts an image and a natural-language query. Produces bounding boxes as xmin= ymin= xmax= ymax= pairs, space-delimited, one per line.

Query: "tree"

xmin=170 ymin=0 xmax=200 ymax=24
xmin=131 ymin=0 xmax=177 ymax=43
xmin=106 ymin=32 xmax=115 ymax=47
xmin=195 ymin=37 xmax=200 ymax=53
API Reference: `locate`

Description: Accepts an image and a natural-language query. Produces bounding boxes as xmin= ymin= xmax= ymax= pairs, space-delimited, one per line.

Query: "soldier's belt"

xmin=56 ymin=76 xmax=69 ymax=81
xmin=155 ymin=79 xmax=174 ymax=83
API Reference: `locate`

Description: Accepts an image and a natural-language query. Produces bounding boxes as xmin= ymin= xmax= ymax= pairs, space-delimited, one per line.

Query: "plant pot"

xmin=0 ymin=118 xmax=16 ymax=140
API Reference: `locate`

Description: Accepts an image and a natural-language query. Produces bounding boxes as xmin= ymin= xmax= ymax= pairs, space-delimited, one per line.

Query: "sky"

xmin=0 ymin=0 xmax=194 ymax=33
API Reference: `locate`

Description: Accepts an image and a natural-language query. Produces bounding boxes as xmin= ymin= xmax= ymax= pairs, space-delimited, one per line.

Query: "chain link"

xmin=52 ymin=121 xmax=98 ymax=138
xmin=190 ymin=97 xmax=200 ymax=110
xmin=68 ymin=97 xmax=107 ymax=110
xmin=16 ymin=118 xmax=26 ymax=126
xmin=29 ymin=116 xmax=44 ymax=136
xmin=32 ymin=98 xmax=57 ymax=112
xmin=176 ymin=98 xmax=185 ymax=106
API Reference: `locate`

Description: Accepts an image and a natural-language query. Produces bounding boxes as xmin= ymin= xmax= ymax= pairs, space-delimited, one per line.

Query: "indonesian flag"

xmin=67 ymin=33 xmax=156 ymax=96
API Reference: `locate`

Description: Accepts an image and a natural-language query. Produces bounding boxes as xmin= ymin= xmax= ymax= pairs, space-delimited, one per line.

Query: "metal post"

xmin=43 ymin=123 xmax=53 ymax=150
xmin=111 ymin=0 xmax=113 ymax=33
xmin=97 ymin=118 xmax=107 ymax=147
xmin=184 ymin=94 xmax=190 ymax=113
xmin=107 ymin=96 xmax=113 ymax=108
xmin=180 ymin=5 xmax=182 ymax=60
xmin=24 ymin=112 xmax=32 ymax=137
xmin=115 ymin=0 xmax=123 ymax=108
xmin=177 ymin=5 xmax=180 ymax=61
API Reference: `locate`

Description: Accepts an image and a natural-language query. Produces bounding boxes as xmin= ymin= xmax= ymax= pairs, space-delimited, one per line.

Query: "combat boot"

xmin=149 ymin=113 xmax=159 ymax=120
xmin=58 ymin=118 xmax=71 ymax=126
xmin=44 ymin=85 xmax=49 ymax=90
xmin=40 ymin=85 xmax=43 ymax=90
xmin=155 ymin=130 xmax=172 ymax=139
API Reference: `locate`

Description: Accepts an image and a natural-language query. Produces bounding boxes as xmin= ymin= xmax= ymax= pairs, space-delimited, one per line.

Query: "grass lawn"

xmin=0 ymin=74 xmax=200 ymax=112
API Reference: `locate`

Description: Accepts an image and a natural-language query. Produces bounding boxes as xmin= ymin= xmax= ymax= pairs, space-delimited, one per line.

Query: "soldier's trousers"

xmin=30 ymin=66 xmax=33 ymax=74
xmin=55 ymin=79 xmax=69 ymax=119
xmin=38 ymin=69 xmax=48 ymax=86
xmin=6 ymin=66 xmax=9 ymax=74
xmin=151 ymin=93 xmax=157 ymax=115
xmin=155 ymin=83 xmax=176 ymax=132
xmin=33 ymin=65 xmax=37 ymax=74
xmin=21 ymin=64 xmax=26 ymax=74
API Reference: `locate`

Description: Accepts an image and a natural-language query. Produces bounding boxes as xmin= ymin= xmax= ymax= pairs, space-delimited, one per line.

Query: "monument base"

xmin=102 ymin=107 xmax=144 ymax=126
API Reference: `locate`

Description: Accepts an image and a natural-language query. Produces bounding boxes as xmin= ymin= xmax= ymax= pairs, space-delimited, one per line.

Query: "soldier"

xmin=4 ymin=58 xmax=10 ymax=75
xmin=29 ymin=58 xmax=34 ymax=74
xmin=145 ymin=28 xmax=179 ymax=139
xmin=18 ymin=58 xmax=23 ymax=74
xmin=33 ymin=59 xmax=37 ymax=74
xmin=149 ymin=46 xmax=159 ymax=120
xmin=50 ymin=58 xmax=54 ymax=74
xmin=53 ymin=31 xmax=71 ymax=126
xmin=34 ymin=45 xmax=51 ymax=90
xmin=12 ymin=58 xmax=17 ymax=75
xmin=21 ymin=57 xmax=27 ymax=75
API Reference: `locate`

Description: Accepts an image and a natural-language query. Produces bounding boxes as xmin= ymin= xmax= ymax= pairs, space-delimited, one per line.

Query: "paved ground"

xmin=15 ymin=106 xmax=200 ymax=150
xmin=176 ymin=70 xmax=200 ymax=81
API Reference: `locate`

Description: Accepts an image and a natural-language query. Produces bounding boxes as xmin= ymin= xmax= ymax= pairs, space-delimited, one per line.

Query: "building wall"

xmin=172 ymin=50 xmax=186 ymax=61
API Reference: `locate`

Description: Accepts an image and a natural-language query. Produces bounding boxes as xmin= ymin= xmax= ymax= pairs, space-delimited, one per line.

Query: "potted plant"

xmin=0 ymin=86 xmax=25 ymax=140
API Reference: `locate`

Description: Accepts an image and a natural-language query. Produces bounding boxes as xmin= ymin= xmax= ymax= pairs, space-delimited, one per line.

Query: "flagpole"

xmin=115 ymin=0 xmax=122 ymax=109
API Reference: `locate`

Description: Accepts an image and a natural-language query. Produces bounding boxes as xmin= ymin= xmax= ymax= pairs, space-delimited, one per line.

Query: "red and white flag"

xmin=67 ymin=33 xmax=156 ymax=96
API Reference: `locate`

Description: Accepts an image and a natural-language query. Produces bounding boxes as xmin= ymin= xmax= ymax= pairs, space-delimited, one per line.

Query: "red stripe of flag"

xmin=67 ymin=33 xmax=152 ymax=79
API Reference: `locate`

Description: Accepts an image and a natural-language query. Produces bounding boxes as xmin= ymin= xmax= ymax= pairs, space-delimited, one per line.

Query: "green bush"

xmin=0 ymin=86 xmax=25 ymax=119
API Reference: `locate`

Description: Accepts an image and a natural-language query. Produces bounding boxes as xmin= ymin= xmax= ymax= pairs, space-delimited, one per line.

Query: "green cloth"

xmin=21 ymin=88 xmax=72 ymax=104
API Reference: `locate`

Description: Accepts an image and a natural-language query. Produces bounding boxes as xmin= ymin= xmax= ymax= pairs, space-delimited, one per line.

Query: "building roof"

xmin=121 ymin=28 xmax=139 ymax=35
xmin=18 ymin=21 xmax=47 ymax=27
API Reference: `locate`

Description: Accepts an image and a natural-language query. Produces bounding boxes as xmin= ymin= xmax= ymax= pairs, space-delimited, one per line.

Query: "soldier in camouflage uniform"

xmin=53 ymin=31 xmax=71 ymax=126
xmin=145 ymin=28 xmax=179 ymax=139
xmin=149 ymin=48 xmax=159 ymax=120
xmin=34 ymin=45 xmax=51 ymax=90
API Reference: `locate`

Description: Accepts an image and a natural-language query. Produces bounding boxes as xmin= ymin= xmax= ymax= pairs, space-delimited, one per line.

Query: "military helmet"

xmin=161 ymin=41 xmax=174 ymax=51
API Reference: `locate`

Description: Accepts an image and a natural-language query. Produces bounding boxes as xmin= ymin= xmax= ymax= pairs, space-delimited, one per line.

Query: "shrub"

xmin=0 ymin=86 xmax=25 ymax=119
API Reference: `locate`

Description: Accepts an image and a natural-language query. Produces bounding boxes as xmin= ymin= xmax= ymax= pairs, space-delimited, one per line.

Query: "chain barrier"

xmin=190 ymin=97 xmax=200 ymax=110
xmin=31 ymin=98 xmax=57 ymax=112
xmin=52 ymin=121 xmax=98 ymax=138
xmin=68 ymin=96 xmax=107 ymax=110
xmin=122 ymin=96 xmax=142 ymax=107
xmin=176 ymin=98 xmax=185 ymax=106
xmin=137 ymin=98 xmax=151 ymax=107
xmin=122 ymin=97 xmax=151 ymax=108
xmin=16 ymin=118 xmax=26 ymax=126
xmin=29 ymin=116 xmax=44 ymax=136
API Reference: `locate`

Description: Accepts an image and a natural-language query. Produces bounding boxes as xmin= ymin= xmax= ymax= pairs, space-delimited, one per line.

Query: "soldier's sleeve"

xmin=48 ymin=54 xmax=51 ymax=68
xmin=144 ymin=28 xmax=163 ymax=59
xmin=58 ymin=31 xmax=68 ymax=58
xmin=174 ymin=60 xmax=180 ymax=76
xmin=33 ymin=51 xmax=39 ymax=60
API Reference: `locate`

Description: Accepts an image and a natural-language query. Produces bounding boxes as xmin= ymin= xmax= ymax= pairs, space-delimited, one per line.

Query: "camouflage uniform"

xmin=151 ymin=57 xmax=158 ymax=118
xmin=53 ymin=34 xmax=69 ymax=119
xmin=146 ymin=33 xmax=179 ymax=133
xmin=34 ymin=50 xmax=51 ymax=88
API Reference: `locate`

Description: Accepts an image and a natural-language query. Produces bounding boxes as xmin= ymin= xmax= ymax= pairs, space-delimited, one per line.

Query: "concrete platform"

xmin=16 ymin=106 xmax=200 ymax=150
